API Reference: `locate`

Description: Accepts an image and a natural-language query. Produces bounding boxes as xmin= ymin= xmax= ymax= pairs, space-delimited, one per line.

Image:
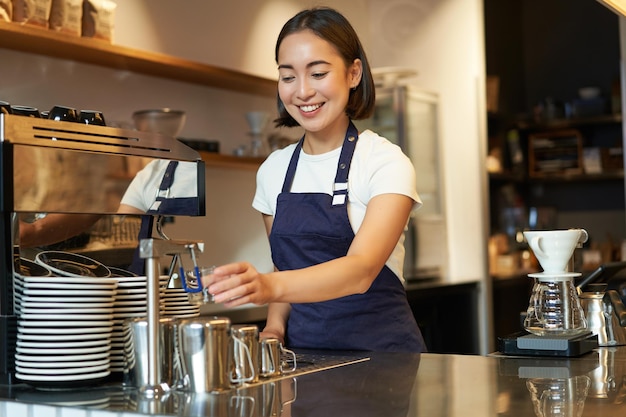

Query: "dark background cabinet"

xmin=484 ymin=0 xmax=624 ymax=341
xmin=406 ymin=282 xmax=480 ymax=354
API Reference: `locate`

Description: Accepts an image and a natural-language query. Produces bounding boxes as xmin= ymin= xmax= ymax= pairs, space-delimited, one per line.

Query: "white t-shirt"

xmin=252 ymin=129 xmax=421 ymax=281
xmin=121 ymin=160 xmax=199 ymax=212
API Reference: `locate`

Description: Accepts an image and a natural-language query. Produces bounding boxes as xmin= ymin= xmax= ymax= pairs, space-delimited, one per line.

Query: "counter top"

xmin=2 ymin=346 xmax=626 ymax=416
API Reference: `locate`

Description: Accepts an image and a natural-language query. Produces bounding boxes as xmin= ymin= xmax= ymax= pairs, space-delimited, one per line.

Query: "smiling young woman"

xmin=203 ymin=7 xmax=427 ymax=353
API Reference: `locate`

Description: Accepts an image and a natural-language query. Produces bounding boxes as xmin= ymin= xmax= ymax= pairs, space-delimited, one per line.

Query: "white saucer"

xmin=18 ymin=275 xmax=117 ymax=285
xmin=161 ymin=300 xmax=194 ymax=306
xmin=16 ymin=369 xmax=110 ymax=382
xmin=20 ymin=301 xmax=114 ymax=309
xmin=19 ymin=282 xmax=116 ymax=290
xmin=19 ymin=313 xmax=114 ymax=321
xmin=161 ymin=294 xmax=190 ymax=300
xmin=20 ymin=307 xmax=113 ymax=314
xmin=20 ymin=288 xmax=117 ymax=297
xmin=18 ymin=320 xmax=113 ymax=328
xmin=18 ymin=332 xmax=111 ymax=341
xmin=16 ymin=295 xmax=115 ymax=304
xmin=113 ymin=300 xmax=146 ymax=306
xmin=528 ymin=272 xmax=581 ymax=278
xmin=112 ymin=311 xmax=146 ymax=319
xmin=16 ymin=357 xmax=108 ymax=369
xmin=15 ymin=351 xmax=110 ymax=362
xmin=16 ymin=344 xmax=110 ymax=355
xmin=115 ymin=288 xmax=148 ymax=295
xmin=17 ymin=334 xmax=111 ymax=348
xmin=16 ymin=363 xmax=109 ymax=375
xmin=113 ymin=306 xmax=147 ymax=313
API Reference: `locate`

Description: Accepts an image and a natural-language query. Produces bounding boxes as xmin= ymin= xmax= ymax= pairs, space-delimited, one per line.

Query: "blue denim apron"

xmin=128 ymin=161 xmax=199 ymax=274
xmin=269 ymin=122 xmax=426 ymax=353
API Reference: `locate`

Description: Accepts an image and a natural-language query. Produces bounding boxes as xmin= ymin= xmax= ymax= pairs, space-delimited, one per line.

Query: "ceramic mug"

xmin=523 ymin=229 xmax=588 ymax=273
xmin=79 ymin=109 xmax=106 ymax=126
xmin=0 ymin=101 xmax=11 ymax=115
xmin=10 ymin=105 xmax=40 ymax=118
xmin=48 ymin=105 xmax=79 ymax=122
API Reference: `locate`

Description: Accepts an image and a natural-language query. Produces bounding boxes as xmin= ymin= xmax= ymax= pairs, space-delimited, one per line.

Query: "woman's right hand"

xmin=203 ymin=261 xmax=275 ymax=307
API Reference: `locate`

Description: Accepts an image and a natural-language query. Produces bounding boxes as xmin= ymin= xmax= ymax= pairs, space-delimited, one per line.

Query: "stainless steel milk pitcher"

xmin=123 ymin=317 xmax=181 ymax=389
xmin=259 ymin=338 xmax=297 ymax=378
xmin=178 ymin=316 xmax=255 ymax=392
xmin=232 ymin=324 xmax=260 ymax=383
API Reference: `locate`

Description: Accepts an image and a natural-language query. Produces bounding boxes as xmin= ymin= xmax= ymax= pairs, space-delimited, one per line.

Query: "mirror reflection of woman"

xmin=204 ymin=8 xmax=426 ymax=353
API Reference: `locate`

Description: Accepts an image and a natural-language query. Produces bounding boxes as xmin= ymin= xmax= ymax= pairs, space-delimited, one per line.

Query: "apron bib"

xmin=269 ymin=122 xmax=425 ymax=353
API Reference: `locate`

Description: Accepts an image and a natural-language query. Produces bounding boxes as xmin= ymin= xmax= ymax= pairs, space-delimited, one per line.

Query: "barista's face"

xmin=277 ymin=29 xmax=361 ymax=142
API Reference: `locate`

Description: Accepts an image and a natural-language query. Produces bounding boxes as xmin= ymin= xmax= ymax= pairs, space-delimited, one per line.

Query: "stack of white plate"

xmin=14 ymin=257 xmax=118 ymax=389
xmin=109 ymin=274 xmax=170 ymax=373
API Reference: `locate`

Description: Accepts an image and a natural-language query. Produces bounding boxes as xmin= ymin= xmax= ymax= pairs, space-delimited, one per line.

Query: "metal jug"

xmin=177 ymin=316 xmax=255 ymax=392
xmin=575 ymin=262 xmax=626 ymax=346
xmin=578 ymin=284 xmax=626 ymax=346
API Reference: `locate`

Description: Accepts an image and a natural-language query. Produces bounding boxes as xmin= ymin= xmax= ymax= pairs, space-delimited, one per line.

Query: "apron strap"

xmin=332 ymin=122 xmax=359 ymax=206
xmin=281 ymin=121 xmax=359 ymax=207
xmin=281 ymin=140 xmax=304 ymax=193
xmin=150 ymin=161 xmax=179 ymax=212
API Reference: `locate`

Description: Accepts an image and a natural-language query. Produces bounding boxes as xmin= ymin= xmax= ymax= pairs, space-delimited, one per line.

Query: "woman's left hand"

xmin=202 ymin=262 xmax=274 ymax=307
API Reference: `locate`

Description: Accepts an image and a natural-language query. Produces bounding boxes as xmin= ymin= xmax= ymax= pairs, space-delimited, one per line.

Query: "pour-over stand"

xmin=500 ymin=277 xmax=597 ymax=357
xmin=499 ymin=230 xmax=598 ymax=357
xmin=500 ymin=272 xmax=598 ymax=357
xmin=499 ymin=330 xmax=597 ymax=357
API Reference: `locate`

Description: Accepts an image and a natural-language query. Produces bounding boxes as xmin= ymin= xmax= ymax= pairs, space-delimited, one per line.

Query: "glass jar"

xmin=524 ymin=275 xmax=588 ymax=336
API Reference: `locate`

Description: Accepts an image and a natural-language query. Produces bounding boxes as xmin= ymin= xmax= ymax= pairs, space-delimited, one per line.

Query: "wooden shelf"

xmin=516 ymin=113 xmax=623 ymax=131
xmin=489 ymin=171 xmax=624 ymax=183
xmin=200 ymin=152 xmax=264 ymax=170
xmin=527 ymin=172 xmax=624 ymax=183
xmin=0 ymin=21 xmax=276 ymax=97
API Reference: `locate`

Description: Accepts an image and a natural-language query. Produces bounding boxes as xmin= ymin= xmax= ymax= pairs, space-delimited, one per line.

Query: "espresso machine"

xmin=0 ymin=112 xmax=206 ymax=385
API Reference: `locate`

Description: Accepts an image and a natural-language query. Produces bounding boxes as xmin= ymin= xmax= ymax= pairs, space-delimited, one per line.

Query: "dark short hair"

xmin=274 ymin=7 xmax=376 ymax=128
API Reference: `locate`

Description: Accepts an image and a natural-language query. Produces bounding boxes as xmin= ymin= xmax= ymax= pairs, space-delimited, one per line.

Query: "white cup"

xmin=523 ymin=229 xmax=588 ymax=273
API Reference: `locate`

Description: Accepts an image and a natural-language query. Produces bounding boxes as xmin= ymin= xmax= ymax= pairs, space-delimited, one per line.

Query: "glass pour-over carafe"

xmin=524 ymin=275 xmax=588 ymax=336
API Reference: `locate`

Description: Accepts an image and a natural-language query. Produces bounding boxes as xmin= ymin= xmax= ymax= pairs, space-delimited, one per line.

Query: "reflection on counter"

xmin=9 ymin=348 xmax=626 ymax=416
xmin=4 ymin=351 xmax=417 ymax=417
xmin=495 ymin=347 xmax=626 ymax=416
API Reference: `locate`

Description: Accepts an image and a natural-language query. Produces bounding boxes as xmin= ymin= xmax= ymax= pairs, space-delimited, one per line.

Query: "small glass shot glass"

xmin=183 ymin=266 xmax=215 ymax=305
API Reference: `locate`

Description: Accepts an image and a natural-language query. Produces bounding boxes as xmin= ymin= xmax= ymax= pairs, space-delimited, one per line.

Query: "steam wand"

xmin=138 ymin=237 xmax=204 ymax=397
